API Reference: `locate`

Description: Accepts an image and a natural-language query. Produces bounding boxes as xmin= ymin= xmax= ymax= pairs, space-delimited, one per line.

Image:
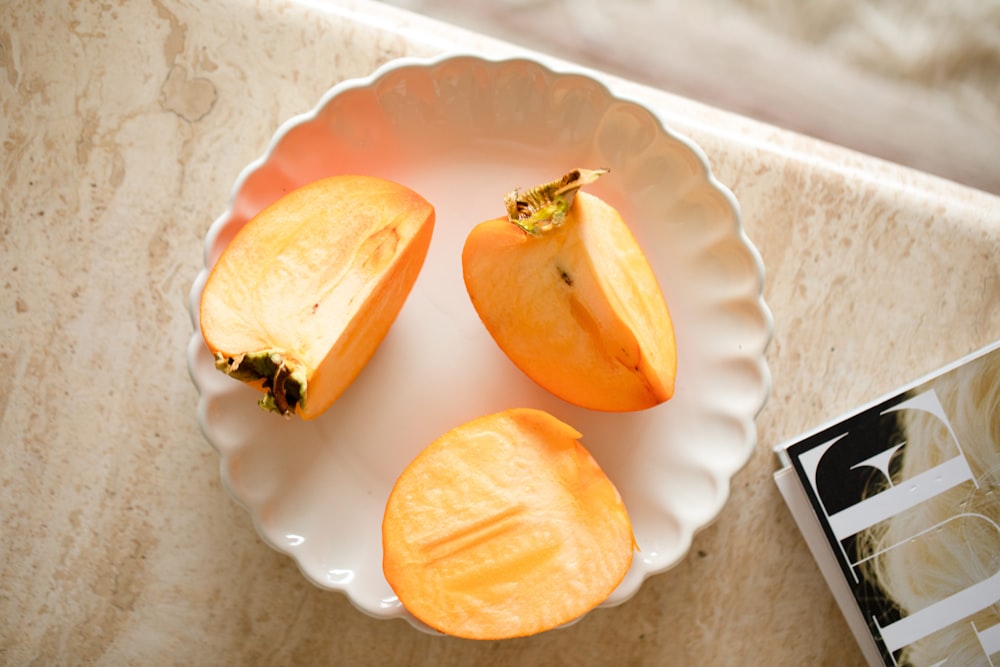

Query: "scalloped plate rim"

xmin=186 ymin=52 xmax=774 ymax=632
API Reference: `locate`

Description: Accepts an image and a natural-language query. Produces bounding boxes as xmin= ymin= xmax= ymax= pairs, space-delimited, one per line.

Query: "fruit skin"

xmin=382 ymin=408 xmax=635 ymax=640
xmin=199 ymin=174 xmax=435 ymax=419
xmin=462 ymin=169 xmax=677 ymax=412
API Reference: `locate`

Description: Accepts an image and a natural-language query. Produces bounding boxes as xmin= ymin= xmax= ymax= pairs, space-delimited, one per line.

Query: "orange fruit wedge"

xmin=382 ymin=408 xmax=635 ymax=639
xmin=199 ymin=174 xmax=435 ymax=419
xmin=462 ymin=169 xmax=677 ymax=412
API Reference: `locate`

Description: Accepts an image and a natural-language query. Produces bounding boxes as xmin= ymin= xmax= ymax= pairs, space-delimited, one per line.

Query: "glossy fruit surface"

xmin=382 ymin=408 xmax=635 ymax=639
xmin=199 ymin=174 xmax=434 ymax=419
xmin=462 ymin=169 xmax=677 ymax=412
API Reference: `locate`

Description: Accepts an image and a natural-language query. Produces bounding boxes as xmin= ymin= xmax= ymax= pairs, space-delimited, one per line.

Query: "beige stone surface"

xmin=1 ymin=0 xmax=997 ymax=665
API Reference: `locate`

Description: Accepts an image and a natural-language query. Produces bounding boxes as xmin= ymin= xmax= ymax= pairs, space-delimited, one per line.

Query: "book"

xmin=774 ymin=339 xmax=1000 ymax=667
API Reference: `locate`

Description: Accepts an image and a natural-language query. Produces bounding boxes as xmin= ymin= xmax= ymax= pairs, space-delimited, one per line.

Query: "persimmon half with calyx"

xmin=199 ymin=174 xmax=435 ymax=419
xmin=462 ymin=168 xmax=677 ymax=412
xmin=382 ymin=408 xmax=635 ymax=640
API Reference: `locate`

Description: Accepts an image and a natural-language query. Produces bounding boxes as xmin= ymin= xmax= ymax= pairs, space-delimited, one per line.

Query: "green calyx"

xmin=214 ymin=350 xmax=307 ymax=417
xmin=504 ymin=168 xmax=608 ymax=236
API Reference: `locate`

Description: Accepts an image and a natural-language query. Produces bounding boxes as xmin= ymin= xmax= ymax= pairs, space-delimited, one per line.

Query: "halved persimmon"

xmin=382 ymin=408 xmax=635 ymax=640
xmin=199 ymin=174 xmax=434 ymax=419
xmin=462 ymin=169 xmax=677 ymax=412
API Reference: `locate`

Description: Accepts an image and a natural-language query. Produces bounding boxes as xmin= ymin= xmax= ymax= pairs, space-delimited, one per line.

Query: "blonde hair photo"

xmin=857 ymin=352 xmax=1000 ymax=666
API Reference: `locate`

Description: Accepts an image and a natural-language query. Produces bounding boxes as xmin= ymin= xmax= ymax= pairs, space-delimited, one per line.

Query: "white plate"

xmin=187 ymin=54 xmax=773 ymax=631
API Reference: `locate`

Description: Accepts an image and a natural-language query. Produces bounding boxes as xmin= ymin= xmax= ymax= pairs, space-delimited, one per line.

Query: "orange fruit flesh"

xmin=199 ymin=174 xmax=434 ymax=419
xmin=382 ymin=408 xmax=635 ymax=640
xmin=462 ymin=188 xmax=676 ymax=412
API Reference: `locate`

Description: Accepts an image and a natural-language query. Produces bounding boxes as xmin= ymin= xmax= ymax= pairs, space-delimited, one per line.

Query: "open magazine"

xmin=774 ymin=340 xmax=1000 ymax=667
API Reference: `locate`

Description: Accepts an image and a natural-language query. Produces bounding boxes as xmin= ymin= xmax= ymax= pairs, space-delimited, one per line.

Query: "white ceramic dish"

xmin=188 ymin=53 xmax=772 ymax=631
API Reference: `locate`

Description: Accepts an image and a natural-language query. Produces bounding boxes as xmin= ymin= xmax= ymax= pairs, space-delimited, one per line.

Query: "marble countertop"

xmin=2 ymin=0 xmax=998 ymax=664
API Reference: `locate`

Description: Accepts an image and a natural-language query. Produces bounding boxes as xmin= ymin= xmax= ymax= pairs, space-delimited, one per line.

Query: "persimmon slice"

xmin=199 ymin=175 xmax=434 ymax=419
xmin=382 ymin=408 xmax=635 ymax=639
xmin=462 ymin=169 xmax=677 ymax=412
